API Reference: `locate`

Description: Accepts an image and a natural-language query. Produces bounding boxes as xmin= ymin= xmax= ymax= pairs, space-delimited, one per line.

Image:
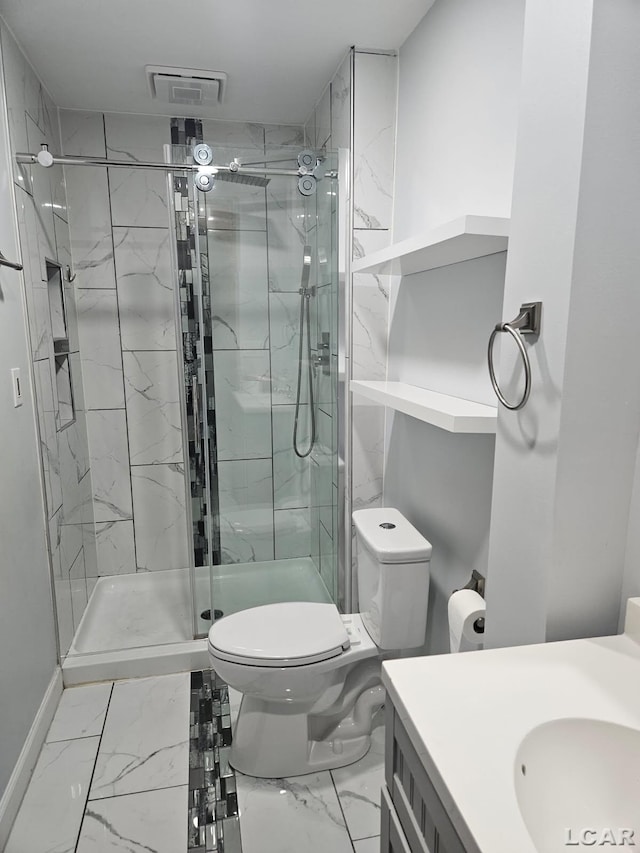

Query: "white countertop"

xmin=381 ymin=599 xmax=640 ymax=853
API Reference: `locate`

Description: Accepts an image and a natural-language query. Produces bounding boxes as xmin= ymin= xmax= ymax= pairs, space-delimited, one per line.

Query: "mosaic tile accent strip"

xmin=189 ymin=669 xmax=242 ymax=853
xmin=170 ymin=118 xmax=221 ymax=577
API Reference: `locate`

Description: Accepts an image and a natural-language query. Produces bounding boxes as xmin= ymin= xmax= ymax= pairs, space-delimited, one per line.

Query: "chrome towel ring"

xmin=487 ymin=302 xmax=542 ymax=411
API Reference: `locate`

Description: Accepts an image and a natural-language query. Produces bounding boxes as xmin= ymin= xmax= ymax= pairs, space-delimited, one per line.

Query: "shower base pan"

xmin=62 ymin=557 xmax=331 ymax=686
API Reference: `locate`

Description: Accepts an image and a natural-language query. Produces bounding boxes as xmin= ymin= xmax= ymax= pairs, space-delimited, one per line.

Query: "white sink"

xmin=382 ymin=598 xmax=640 ymax=853
xmin=515 ymin=718 xmax=640 ymax=852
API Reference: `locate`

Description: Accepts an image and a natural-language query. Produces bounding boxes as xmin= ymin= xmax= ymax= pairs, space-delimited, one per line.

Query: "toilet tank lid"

xmin=353 ymin=508 xmax=432 ymax=564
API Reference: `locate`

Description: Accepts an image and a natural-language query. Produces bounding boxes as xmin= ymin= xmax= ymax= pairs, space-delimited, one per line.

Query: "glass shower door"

xmin=169 ymin=134 xmax=340 ymax=639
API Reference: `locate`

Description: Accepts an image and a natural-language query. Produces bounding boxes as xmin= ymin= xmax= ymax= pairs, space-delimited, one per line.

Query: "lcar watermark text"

xmin=565 ymin=829 xmax=636 ymax=847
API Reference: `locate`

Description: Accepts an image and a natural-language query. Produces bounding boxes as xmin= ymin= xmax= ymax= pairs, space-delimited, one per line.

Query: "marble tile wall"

xmin=303 ymin=79 xmax=342 ymax=603
xmin=63 ymin=110 xmax=323 ymax=587
xmin=61 ymin=109 xmax=191 ymax=578
xmin=350 ymin=52 xmax=397 ymax=522
xmin=201 ymin=121 xmax=322 ymax=567
xmin=1 ymin=23 xmax=98 ymax=659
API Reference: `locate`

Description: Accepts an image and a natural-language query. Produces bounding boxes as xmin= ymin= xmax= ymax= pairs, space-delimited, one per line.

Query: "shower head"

xmin=300 ymin=245 xmax=312 ymax=291
xmin=193 ymin=147 xmax=270 ymax=189
xmin=214 ymin=170 xmax=270 ymax=188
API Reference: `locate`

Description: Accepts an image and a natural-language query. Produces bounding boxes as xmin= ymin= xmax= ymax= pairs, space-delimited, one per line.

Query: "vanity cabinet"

xmin=381 ymin=701 xmax=468 ymax=853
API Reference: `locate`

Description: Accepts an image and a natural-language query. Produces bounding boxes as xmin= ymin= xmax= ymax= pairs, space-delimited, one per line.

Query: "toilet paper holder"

xmin=454 ymin=570 xmax=486 ymax=635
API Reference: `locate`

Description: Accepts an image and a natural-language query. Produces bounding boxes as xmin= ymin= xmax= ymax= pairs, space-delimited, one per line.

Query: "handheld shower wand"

xmin=293 ymin=246 xmax=317 ymax=458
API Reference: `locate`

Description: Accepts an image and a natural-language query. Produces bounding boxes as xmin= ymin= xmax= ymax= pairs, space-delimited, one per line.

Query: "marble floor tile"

xmin=237 ymin=770 xmax=353 ymax=853
xmin=89 ymin=673 xmax=189 ymax=800
xmin=331 ymin=720 xmax=385 ymax=841
xmin=5 ymin=737 xmax=100 ymax=853
xmin=354 ymin=836 xmax=381 ymax=853
xmin=77 ymin=785 xmax=188 ymax=853
xmin=46 ymin=682 xmax=113 ymax=743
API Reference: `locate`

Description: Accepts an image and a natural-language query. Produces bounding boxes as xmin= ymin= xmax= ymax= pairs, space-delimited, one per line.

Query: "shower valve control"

xmin=314 ymin=332 xmax=331 ymax=375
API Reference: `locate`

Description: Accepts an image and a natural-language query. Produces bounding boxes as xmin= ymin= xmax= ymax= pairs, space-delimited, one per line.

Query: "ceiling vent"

xmin=146 ymin=66 xmax=227 ymax=106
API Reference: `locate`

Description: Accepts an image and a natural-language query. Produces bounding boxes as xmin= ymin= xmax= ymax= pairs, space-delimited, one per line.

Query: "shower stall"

xmin=170 ymin=136 xmax=342 ymax=640
xmin=18 ymin=120 xmax=342 ymax=673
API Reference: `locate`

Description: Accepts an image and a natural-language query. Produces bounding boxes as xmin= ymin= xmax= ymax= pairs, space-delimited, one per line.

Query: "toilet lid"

xmin=208 ymin=602 xmax=350 ymax=667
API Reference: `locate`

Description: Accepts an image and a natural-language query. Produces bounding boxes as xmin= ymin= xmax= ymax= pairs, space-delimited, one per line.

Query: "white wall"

xmin=381 ymin=0 xmax=525 ymax=653
xmin=385 ymin=417 xmax=495 ymax=654
xmin=620 ymin=440 xmax=640 ymax=626
xmin=0 ymin=30 xmax=57 ymax=798
xmin=393 ymin=0 xmax=525 ymax=241
xmin=388 ymin=253 xmax=507 ymax=407
xmin=486 ymin=0 xmax=640 ymax=646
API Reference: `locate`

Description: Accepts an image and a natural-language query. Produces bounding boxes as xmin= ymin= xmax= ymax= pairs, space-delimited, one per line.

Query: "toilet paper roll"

xmin=448 ymin=589 xmax=486 ymax=653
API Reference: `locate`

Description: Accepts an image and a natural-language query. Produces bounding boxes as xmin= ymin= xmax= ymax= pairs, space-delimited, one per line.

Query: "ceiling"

xmin=0 ymin=0 xmax=433 ymax=125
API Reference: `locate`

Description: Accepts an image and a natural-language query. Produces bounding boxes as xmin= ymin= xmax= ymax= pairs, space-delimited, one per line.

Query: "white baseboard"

xmin=0 ymin=667 xmax=63 ymax=849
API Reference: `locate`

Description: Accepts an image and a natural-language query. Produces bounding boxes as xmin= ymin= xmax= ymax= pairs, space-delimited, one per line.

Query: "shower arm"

xmin=15 ymin=150 xmax=336 ymax=180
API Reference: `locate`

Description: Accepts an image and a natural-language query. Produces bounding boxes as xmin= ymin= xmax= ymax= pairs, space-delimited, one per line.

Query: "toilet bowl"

xmin=208 ymin=507 xmax=432 ymax=778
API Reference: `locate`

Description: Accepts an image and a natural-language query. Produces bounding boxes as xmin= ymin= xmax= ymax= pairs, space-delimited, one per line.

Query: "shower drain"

xmin=201 ymin=609 xmax=224 ymax=622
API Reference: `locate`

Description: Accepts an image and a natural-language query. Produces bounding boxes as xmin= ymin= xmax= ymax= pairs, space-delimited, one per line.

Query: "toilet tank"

xmin=353 ymin=508 xmax=432 ymax=650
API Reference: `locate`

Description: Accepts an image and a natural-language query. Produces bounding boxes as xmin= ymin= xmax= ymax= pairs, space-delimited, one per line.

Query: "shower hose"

xmin=293 ymin=252 xmax=317 ymax=459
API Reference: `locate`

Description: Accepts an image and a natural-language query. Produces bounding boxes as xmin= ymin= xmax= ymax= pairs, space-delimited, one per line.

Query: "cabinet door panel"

xmin=382 ymin=785 xmax=413 ymax=853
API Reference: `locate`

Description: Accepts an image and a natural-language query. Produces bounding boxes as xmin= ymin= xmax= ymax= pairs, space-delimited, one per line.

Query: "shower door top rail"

xmin=16 ymin=150 xmax=332 ymax=180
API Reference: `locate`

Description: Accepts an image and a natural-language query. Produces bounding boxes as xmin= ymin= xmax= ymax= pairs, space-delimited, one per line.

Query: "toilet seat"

xmin=208 ymin=601 xmax=350 ymax=667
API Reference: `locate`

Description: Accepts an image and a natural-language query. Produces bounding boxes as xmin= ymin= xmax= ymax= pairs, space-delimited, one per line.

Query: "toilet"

xmin=208 ymin=507 xmax=432 ymax=778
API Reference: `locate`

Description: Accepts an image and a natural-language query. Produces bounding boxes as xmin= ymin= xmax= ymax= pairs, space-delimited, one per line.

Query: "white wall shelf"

xmin=351 ymin=214 xmax=509 ymax=276
xmin=350 ymin=380 xmax=497 ymax=434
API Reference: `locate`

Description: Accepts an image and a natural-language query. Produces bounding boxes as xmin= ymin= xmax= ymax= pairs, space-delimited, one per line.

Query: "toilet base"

xmin=230 ymin=694 xmax=372 ymax=778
